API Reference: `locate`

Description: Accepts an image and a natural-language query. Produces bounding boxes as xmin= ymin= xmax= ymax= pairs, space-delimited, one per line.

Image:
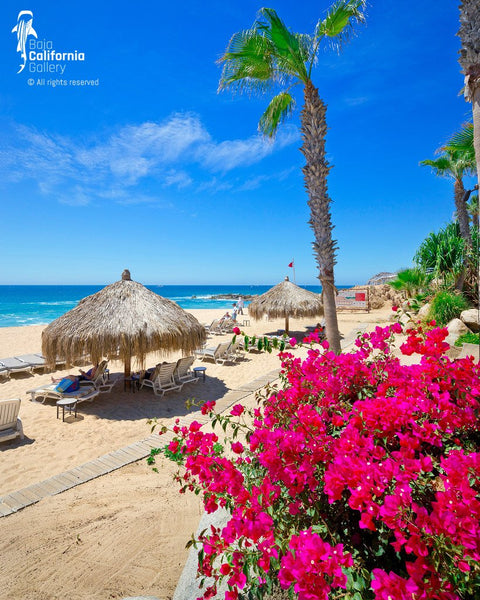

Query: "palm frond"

xmin=316 ymin=0 xmax=366 ymax=50
xmin=443 ymin=122 xmax=475 ymax=162
xmin=218 ymin=30 xmax=275 ymax=93
xmin=420 ymin=156 xmax=456 ymax=177
xmin=257 ymin=8 xmax=309 ymax=82
xmin=258 ymin=92 xmax=296 ymax=138
xmin=420 ymin=150 xmax=475 ymax=180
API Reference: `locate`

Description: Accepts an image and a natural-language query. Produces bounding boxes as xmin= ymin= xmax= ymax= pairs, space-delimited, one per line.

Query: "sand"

xmin=0 ymin=306 xmax=394 ymax=600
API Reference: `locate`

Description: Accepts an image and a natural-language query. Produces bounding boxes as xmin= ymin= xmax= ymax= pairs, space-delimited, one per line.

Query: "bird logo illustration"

xmin=12 ymin=10 xmax=38 ymax=73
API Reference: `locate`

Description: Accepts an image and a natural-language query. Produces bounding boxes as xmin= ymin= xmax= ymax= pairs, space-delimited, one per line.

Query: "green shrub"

xmin=428 ymin=291 xmax=470 ymax=326
xmin=389 ymin=268 xmax=431 ymax=298
xmin=454 ymin=332 xmax=480 ymax=347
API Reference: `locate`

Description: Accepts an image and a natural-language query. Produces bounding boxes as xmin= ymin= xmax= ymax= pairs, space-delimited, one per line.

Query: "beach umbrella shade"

xmin=41 ymin=270 xmax=207 ymax=378
xmin=248 ymin=276 xmax=324 ymax=334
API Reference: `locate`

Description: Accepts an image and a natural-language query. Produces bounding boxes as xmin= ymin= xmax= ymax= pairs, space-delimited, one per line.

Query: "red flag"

xmin=288 ymin=261 xmax=294 ymax=268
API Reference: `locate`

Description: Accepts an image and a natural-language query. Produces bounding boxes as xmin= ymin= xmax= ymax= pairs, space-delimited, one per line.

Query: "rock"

xmin=447 ymin=318 xmax=471 ymax=339
xmin=460 ymin=308 xmax=480 ymax=333
xmin=417 ymin=303 xmax=431 ymax=319
xmin=399 ymin=312 xmax=415 ymax=327
xmin=350 ymin=284 xmax=404 ymax=310
xmin=366 ymin=272 xmax=398 ymax=285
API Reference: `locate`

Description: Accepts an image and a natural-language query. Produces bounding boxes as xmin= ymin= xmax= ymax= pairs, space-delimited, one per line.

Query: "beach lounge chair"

xmin=194 ymin=341 xmax=232 ymax=364
xmin=174 ymin=356 xmax=198 ymax=386
xmin=140 ymin=362 xmax=183 ymax=397
xmin=15 ymin=353 xmax=47 ymax=371
xmin=26 ymin=383 xmax=99 ymax=404
xmin=79 ymin=360 xmax=115 ymax=393
xmin=0 ymin=398 xmax=24 ymax=443
xmin=225 ymin=338 xmax=243 ymax=362
xmin=0 ymin=365 xmax=9 ymax=380
xmin=0 ymin=357 xmax=34 ymax=376
xmin=220 ymin=319 xmax=238 ymax=334
xmin=205 ymin=319 xmax=221 ymax=334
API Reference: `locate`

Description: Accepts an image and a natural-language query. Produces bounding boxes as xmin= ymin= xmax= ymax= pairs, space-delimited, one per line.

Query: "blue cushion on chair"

xmin=55 ymin=378 xmax=78 ymax=393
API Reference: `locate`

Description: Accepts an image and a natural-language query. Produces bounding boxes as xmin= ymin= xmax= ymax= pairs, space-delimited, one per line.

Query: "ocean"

xmin=0 ymin=284 xmax=348 ymax=328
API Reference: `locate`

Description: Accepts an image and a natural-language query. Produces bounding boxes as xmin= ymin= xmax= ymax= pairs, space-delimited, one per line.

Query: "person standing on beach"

xmin=237 ymin=296 xmax=244 ymax=315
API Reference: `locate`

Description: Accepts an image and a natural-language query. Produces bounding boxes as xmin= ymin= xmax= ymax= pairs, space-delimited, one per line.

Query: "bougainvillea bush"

xmin=156 ymin=323 xmax=480 ymax=600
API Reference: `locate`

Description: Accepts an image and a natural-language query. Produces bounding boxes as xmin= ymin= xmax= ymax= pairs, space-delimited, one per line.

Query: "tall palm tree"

xmin=444 ymin=122 xmax=479 ymax=228
xmin=420 ymin=146 xmax=475 ymax=247
xmin=458 ymin=2 xmax=480 ymax=191
xmin=218 ymin=2 xmax=366 ymax=354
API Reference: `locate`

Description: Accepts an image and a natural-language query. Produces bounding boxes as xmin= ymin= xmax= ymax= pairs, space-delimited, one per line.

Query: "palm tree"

xmin=420 ymin=146 xmax=475 ymax=247
xmin=458 ymin=2 xmax=480 ymax=191
xmin=389 ymin=268 xmax=431 ymax=299
xmin=414 ymin=223 xmax=467 ymax=290
xmin=444 ymin=122 xmax=479 ymax=227
xmin=217 ymin=3 xmax=366 ymax=354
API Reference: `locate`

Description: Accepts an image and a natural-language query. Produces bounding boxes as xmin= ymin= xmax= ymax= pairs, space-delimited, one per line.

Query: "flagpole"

xmin=292 ymin=258 xmax=296 ymax=284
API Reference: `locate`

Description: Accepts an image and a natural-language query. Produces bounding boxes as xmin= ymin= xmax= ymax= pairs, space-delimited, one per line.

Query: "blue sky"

xmin=0 ymin=1 xmax=476 ymax=286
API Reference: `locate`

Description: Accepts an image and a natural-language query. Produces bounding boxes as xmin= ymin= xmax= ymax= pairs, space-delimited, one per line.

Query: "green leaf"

xmin=259 ymin=92 xmax=295 ymax=138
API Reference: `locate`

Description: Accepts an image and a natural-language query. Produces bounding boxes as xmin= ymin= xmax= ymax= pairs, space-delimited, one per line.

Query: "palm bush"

xmin=414 ymin=223 xmax=466 ymax=288
xmin=388 ymin=268 xmax=431 ymax=298
xmin=428 ymin=290 xmax=470 ymax=326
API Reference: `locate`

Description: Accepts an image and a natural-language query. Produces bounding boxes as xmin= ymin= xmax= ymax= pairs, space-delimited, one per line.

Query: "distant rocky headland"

xmin=207 ymin=294 xmax=258 ymax=300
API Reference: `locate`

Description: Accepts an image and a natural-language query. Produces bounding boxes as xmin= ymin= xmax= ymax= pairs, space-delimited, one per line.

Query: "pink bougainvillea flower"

xmin=232 ymin=327 xmax=241 ymax=335
xmin=289 ymin=337 xmax=297 ymax=347
xmin=231 ymin=442 xmax=244 ymax=454
xmin=201 ymin=400 xmax=216 ymax=415
xmin=163 ymin=321 xmax=480 ymax=600
xmin=230 ymin=404 xmax=245 ymax=417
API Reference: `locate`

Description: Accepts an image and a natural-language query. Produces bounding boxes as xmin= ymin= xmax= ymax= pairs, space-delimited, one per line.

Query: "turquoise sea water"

xmin=0 ymin=284 xmax=351 ymax=328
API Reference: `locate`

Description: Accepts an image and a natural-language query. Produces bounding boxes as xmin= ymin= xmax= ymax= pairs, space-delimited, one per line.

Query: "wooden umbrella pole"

xmin=285 ymin=315 xmax=289 ymax=335
xmin=124 ymin=355 xmax=131 ymax=379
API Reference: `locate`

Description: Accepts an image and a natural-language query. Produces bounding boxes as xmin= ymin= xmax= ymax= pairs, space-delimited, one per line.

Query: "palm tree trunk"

xmin=472 ymin=85 xmax=480 ymax=192
xmin=300 ymin=81 xmax=341 ymax=354
xmin=458 ymin=0 xmax=480 ymax=301
xmin=454 ymin=179 xmax=472 ymax=247
xmin=459 ymin=1 xmax=480 ymax=190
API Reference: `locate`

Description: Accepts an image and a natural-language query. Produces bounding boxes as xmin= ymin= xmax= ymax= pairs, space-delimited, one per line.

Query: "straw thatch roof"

xmin=42 ymin=270 xmax=206 ymax=375
xmin=248 ymin=277 xmax=323 ymax=333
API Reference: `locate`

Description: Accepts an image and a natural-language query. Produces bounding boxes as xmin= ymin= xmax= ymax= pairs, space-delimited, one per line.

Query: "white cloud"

xmin=0 ymin=113 xmax=298 ymax=205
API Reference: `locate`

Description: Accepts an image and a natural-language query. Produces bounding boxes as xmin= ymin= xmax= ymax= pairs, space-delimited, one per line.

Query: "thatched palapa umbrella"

xmin=42 ymin=270 xmax=207 ymax=378
xmin=248 ymin=276 xmax=323 ymax=334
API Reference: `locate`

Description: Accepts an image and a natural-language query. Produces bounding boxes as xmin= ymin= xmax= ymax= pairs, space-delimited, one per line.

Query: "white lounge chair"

xmin=174 ymin=356 xmax=198 ymax=386
xmin=140 ymin=362 xmax=183 ymax=397
xmin=26 ymin=383 xmax=99 ymax=404
xmin=0 ymin=398 xmax=24 ymax=443
xmin=79 ymin=360 xmax=115 ymax=393
xmin=0 ymin=357 xmax=33 ymax=376
xmin=220 ymin=319 xmax=238 ymax=334
xmin=226 ymin=338 xmax=243 ymax=361
xmin=15 ymin=353 xmax=46 ymax=370
xmin=194 ymin=341 xmax=232 ymax=364
xmin=205 ymin=319 xmax=221 ymax=334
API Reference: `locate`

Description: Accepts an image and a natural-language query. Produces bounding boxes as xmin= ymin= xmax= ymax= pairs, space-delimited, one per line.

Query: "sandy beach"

xmin=0 ymin=305 xmax=394 ymax=600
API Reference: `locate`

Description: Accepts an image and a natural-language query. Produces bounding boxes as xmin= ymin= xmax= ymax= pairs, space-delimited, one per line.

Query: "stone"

xmin=417 ymin=303 xmax=430 ymax=319
xmin=447 ymin=318 xmax=470 ymax=338
xmin=460 ymin=308 xmax=480 ymax=333
xmin=398 ymin=312 xmax=415 ymax=327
